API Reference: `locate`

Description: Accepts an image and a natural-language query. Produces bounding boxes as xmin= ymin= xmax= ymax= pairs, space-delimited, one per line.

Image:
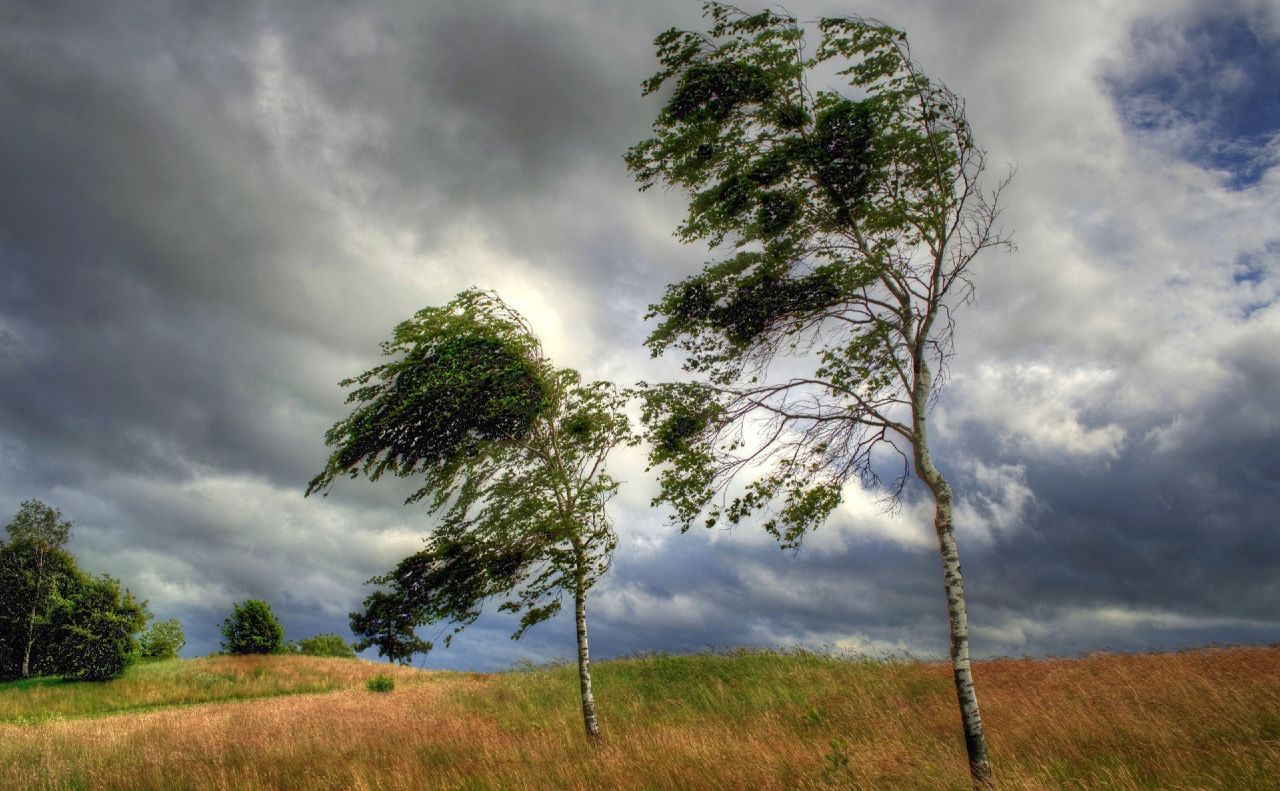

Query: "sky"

xmin=1 ymin=0 xmax=1277 ymax=670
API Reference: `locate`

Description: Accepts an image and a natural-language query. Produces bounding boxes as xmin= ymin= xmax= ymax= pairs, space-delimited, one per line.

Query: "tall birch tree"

xmin=1 ymin=500 xmax=73 ymax=679
xmin=626 ymin=5 xmax=1011 ymax=785
xmin=308 ymin=289 xmax=631 ymax=741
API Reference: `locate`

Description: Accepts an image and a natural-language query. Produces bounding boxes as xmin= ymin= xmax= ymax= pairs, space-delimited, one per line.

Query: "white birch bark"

xmin=20 ymin=546 xmax=46 ymax=679
xmin=573 ymin=567 xmax=601 ymax=740
xmin=913 ymin=359 xmax=994 ymax=788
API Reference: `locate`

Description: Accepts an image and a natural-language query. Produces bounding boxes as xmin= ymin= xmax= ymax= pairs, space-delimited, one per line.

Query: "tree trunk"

xmin=573 ymin=568 xmax=601 ymax=741
xmin=21 ymin=607 xmax=35 ymax=678
xmin=21 ymin=548 xmax=45 ymax=679
xmin=913 ymin=363 xmax=994 ymax=788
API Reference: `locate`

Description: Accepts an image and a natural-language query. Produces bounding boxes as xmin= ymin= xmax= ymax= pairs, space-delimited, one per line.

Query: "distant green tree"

xmin=627 ymin=5 xmax=1012 ymax=786
xmin=220 ymin=600 xmax=284 ymax=655
xmin=294 ymin=633 xmax=356 ymax=659
xmin=310 ymin=289 xmax=633 ymax=740
xmin=138 ymin=618 xmax=186 ymax=661
xmin=349 ymin=590 xmax=432 ymax=665
xmin=0 ymin=500 xmax=74 ymax=679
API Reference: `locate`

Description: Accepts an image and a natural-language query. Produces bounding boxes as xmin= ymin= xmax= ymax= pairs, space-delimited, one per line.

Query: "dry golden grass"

xmin=1 ymin=647 xmax=1277 ymax=790
xmin=0 ymin=654 xmax=432 ymax=723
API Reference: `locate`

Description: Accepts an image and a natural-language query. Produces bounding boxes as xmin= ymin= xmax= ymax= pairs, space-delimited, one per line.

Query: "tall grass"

xmin=1 ymin=646 xmax=1276 ymax=790
xmin=0 ymin=654 xmax=431 ymax=723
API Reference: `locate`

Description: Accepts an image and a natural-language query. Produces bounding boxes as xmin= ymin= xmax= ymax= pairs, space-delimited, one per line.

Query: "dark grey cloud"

xmin=1 ymin=0 xmax=1277 ymax=668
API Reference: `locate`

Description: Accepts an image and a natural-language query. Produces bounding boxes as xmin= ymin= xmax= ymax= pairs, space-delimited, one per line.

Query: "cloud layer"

xmin=1 ymin=0 xmax=1277 ymax=668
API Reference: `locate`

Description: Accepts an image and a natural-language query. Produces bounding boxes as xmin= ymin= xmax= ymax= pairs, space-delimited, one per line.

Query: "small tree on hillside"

xmin=627 ymin=5 xmax=1012 ymax=785
xmin=1 ymin=500 xmax=73 ymax=679
xmin=221 ymin=599 xmax=284 ymax=655
xmin=349 ymin=590 xmax=432 ymax=665
xmin=294 ymin=633 xmax=357 ymax=659
xmin=139 ymin=618 xmax=186 ymax=660
xmin=309 ymin=289 xmax=633 ymax=740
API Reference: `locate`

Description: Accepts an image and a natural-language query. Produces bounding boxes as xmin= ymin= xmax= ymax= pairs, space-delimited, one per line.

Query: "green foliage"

xmin=316 ymin=290 xmax=634 ymax=660
xmin=0 ymin=500 xmax=75 ymax=680
xmin=5 ymin=500 xmax=72 ymax=550
xmin=220 ymin=600 xmax=284 ymax=655
xmin=306 ymin=289 xmax=549 ymax=507
xmin=367 ymin=674 xmax=395 ymax=693
xmin=54 ymin=575 xmax=149 ymax=682
xmin=627 ymin=3 xmax=1011 ymax=545
xmin=349 ymin=590 xmax=433 ymax=664
xmin=294 ymin=634 xmax=356 ymax=659
xmin=822 ymin=738 xmax=852 ymax=783
xmin=0 ymin=501 xmax=148 ymax=682
xmin=138 ymin=619 xmax=185 ymax=661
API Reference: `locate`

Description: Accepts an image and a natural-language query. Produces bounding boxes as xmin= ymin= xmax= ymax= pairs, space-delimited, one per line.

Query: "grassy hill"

xmin=1 ymin=646 xmax=1277 ymax=790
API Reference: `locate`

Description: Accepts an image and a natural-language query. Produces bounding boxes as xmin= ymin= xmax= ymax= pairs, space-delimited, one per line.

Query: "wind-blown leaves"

xmin=629 ymin=4 xmax=1011 ymax=781
xmin=306 ymin=290 xmax=548 ymax=507
xmin=627 ymin=2 xmax=1011 ymax=545
xmin=309 ymin=290 xmax=632 ymax=664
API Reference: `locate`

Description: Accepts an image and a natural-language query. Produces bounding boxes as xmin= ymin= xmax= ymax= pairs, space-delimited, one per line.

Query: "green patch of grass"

xmin=0 ymin=654 xmax=428 ymax=723
xmin=367 ymin=675 xmax=395 ymax=693
xmin=458 ymin=648 xmax=928 ymax=736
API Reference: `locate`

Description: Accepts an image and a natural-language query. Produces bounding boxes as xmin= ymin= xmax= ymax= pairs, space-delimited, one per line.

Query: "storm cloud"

xmin=1 ymin=0 xmax=1277 ymax=669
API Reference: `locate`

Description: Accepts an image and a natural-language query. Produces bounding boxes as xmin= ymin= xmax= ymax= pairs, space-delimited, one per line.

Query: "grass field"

xmin=1 ymin=646 xmax=1277 ymax=790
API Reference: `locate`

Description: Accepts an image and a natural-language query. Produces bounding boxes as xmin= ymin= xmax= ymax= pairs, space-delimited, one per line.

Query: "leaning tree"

xmin=626 ymin=4 xmax=1012 ymax=785
xmin=308 ymin=289 xmax=632 ymax=741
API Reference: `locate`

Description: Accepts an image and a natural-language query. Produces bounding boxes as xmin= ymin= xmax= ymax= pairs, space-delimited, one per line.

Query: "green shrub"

xmin=367 ymin=674 xmax=395 ymax=693
xmin=138 ymin=619 xmax=186 ymax=660
xmin=220 ymin=600 xmax=284 ymax=655
xmin=295 ymin=634 xmax=356 ymax=659
xmin=56 ymin=575 xmax=149 ymax=681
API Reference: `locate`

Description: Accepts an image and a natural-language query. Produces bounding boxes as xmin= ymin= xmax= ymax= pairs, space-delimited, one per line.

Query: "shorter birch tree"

xmin=309 ymin=289 xmax=632 ymax=740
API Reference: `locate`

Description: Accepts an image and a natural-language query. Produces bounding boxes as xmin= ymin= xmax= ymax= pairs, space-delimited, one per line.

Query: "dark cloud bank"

xmin=1 ymin=0 xmax=1277 ymax=669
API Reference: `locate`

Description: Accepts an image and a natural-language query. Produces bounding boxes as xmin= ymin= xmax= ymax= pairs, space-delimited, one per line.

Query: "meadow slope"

xmin=1 ymin=647 xmax=1277 ymax=790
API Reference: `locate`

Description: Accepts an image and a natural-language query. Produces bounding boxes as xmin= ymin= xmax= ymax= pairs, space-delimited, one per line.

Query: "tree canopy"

xmin=350 ymin=590 xmax=433 ymax=665
xmin=628 ymin=4 xmax=1011 ymax=546
xmin=221 ymin=599 xmax=285 ymax=655
xmin=627 ymin=4 xmax=1010 ymax=785
xmin=138 ymin=618 xmax=186 ymax=661
xmin=311 ymin=289 xmax=632 ymax=738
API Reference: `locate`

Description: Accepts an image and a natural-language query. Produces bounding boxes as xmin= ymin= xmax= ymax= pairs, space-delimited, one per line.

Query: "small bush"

xmin=367 ymin=674 xmax=395 ymax=693
xmin=139 ymin=619 xmax=186 ymax=661
xmin=220 ymin=600 xmax=284 ymax=655
xmin=295 ymin=634 xmax=356 ymax=659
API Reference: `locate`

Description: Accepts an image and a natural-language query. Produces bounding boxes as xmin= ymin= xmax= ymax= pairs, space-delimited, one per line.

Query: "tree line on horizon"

xmin=1 ymin=500 xmax=366 ymax=681
xmin=0 ymin=500 xmax=184 ymax=682
xmin=313 ymin=5 xmax=1012 ymax=788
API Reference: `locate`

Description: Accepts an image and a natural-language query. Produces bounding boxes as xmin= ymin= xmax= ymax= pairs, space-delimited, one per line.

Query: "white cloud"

xmin=945 ymin=364 xmax=1128 ymax=459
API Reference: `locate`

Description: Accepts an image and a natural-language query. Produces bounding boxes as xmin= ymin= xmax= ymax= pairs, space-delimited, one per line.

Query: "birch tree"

xmin=308 ymin=289 xmax=632 ymax=741
xmin=626 ymin=5 xmax=1011 ymax=785
xmin=1 ymin=500 xmax=73 ymax=679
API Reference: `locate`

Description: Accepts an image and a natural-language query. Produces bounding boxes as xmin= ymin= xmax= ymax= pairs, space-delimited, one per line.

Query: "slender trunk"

xmin=573 ymin=563 xmax=601 ymax=741
xmin=913 ymin=361 xmax=994 ymax=789
xmin=21 ymin=606 xmax=35 ymax=678
xmin=21 ymin=549 xmax=45 ymax=679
